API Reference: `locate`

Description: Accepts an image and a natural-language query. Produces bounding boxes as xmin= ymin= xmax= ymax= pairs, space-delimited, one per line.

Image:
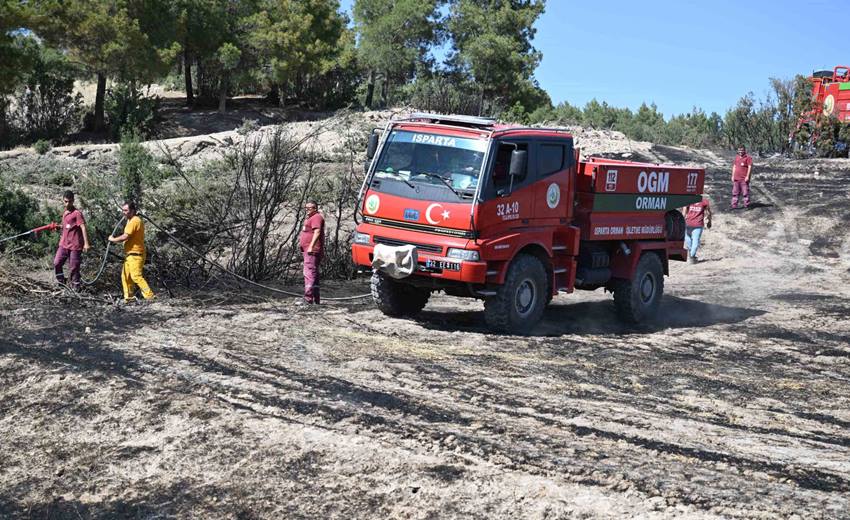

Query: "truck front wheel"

xmin=371 ymin=271 xmax=430 ymax=317
xmin=612 ymin=252 xmax=664 ymax=324
xmin=484 ymin=254 xmax=547 ymax=334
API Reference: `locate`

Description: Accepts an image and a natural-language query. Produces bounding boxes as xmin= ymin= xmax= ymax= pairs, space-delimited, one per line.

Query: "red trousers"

xmin=54 ymin=246 xmax=82 ymax=289
xmin=303 ymin=252 xmax=321 ymax=303
xmin=732 ymin=180 xmax=750 ymax=207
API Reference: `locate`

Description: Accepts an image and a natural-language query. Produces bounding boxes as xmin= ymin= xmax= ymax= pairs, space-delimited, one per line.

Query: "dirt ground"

xmin=2 ymin=150 xmax=850 ymax=519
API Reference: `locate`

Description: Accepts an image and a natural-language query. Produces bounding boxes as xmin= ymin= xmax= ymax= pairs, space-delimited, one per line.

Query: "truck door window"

xmin=493 ymin=142 xmax=528 ymax=188
xmin=539 ymin=144 xmax=566 ymax=177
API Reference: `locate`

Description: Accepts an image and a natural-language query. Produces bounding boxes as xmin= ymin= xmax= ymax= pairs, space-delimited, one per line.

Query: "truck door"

xmin=478 ymin=139 xmax=536 ymax=236
xmin=531 ymin=139 xmax=573 ymax=225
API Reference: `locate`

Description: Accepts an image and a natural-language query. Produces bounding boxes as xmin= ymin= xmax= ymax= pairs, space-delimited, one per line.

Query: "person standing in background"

xmin=731 ymin=145 xmax=753 ymax=209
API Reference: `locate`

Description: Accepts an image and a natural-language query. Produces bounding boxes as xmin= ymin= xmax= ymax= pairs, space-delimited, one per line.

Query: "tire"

xmin=664 ymin=210 xmax=685 ymax=241
xmin=612 ymin=252 xmax=664 ymax=324
xmin=484 ymin=254 xmax=548 ymax=334
xmin=371 ymin=271 xmax=430 ymax=317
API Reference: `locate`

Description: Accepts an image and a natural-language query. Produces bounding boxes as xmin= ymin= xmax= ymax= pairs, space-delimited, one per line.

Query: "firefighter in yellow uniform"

xmin=108 ymin=201 xmax=155 ymax=303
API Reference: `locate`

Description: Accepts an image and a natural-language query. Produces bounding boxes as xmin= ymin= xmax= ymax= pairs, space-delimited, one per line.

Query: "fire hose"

xmin=1 ymin=213 xmax=372 ymax=301
xmin=0 ymin=219 xmax=124 ymax=286
xmin=0 ymin=222 xmax=58 ymax=244
xmin=138 ymin=212 xmax=372 ymax=302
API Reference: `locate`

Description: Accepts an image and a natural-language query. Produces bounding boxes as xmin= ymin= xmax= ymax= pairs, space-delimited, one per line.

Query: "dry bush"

xmin=147 ymin=123 xmax=361 ymax=286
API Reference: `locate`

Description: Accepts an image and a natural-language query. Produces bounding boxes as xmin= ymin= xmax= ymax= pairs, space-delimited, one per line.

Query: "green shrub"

xmin=48 ymin=170 xmax=74 ymax=186
xmin=76 ymin=160 xmax=122 ymax=248
xmin=237 ymin=118 xmax=260 ymax=135
xmin=33 ymin=139 xmax=51 ymax=155
xmin=10 ymin=36 xmax=83 ymax=146
xmin=399 ymin=76 xmax=482 ymax=116
xmin=118 ymin=135 xmax=161 ymax=205
xmin=0 ymin=155 xmax=64 ymax=185
xmin=0 ymin=185 xmax=57 ymax=256
xmin=106 ymin=83 xmax=160 ymax=140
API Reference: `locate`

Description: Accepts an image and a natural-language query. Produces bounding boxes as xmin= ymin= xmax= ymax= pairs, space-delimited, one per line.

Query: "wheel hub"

xmin=515 ymin=279 xmax=535 ymax=316
xmin=639 ymin=273 xmax=655 ymax=304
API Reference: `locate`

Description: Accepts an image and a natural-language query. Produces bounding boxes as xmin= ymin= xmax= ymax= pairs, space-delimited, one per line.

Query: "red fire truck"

xmin=809 ymin=66 xmax=850 ymax=123
xmin=792 ymin=66 xmax=850 ymax=152
xmin=351 ymin=113 xmax=704 ymax=333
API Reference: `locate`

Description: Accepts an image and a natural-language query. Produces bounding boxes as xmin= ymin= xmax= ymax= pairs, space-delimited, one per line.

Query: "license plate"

xmin=425 ymin=259 xmax=460 ymax=271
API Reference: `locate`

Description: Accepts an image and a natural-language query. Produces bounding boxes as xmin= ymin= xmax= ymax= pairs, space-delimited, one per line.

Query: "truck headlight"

xmin=353 ymin=232 xmax=371 ymax=245
xmin=446 ymin=248 xmax=480 ymax=261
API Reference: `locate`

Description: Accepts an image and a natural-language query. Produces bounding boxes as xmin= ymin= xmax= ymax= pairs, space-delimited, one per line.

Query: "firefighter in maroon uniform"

xmin=299 ymin=201 xmax=325 ymax=304
xmin=683 ymin=196 xmax=712 ymax=264
xmin=54 ymin=190 xmax=91 ymax=290
xmin=731 ymin=146 xmax=753 ymax=209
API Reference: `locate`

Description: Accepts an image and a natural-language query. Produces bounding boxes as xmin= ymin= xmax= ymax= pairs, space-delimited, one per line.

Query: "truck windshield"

xmin=373 ymin=130 xmax=487 ymax=194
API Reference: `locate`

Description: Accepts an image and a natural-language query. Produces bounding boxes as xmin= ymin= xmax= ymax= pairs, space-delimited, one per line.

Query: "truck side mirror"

xmin=366 ymin=132 xmax=379 ymax=160
xmin=509 ymin=150 xmax=527 ymax=179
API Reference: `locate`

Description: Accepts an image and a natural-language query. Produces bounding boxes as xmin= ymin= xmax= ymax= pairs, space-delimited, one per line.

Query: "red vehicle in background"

xmin=793 ymin=66 xmax=850 ymax=152
xmin=809 ymin=66 xmax=850 ymax=123
xmin=351 ymin=113 xmax=705 ymax=334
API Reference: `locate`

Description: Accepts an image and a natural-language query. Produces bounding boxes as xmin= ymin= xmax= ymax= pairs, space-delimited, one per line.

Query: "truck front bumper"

xmin=352 ymin=242 xmax=488 ymax=284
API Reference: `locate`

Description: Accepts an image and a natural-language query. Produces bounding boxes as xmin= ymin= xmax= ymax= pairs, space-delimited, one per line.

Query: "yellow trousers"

xmin=122 ymin=254 xmax=154 ymax=302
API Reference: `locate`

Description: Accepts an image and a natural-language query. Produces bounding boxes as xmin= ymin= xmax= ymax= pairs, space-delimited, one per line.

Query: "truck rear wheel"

xmin=665 ymin=210 xmax=686 ymax=241
xmin=371 ymin=271 xmax=430 ymax=317
xmin=612 ymin=252 xmax=664 ymax=324
xmin=484 ymin=254 xmax=547 ymax=334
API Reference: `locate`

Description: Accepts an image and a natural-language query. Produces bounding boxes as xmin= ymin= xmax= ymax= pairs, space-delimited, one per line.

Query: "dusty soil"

xmin=2 ymin=145 xmax=850 ymax=518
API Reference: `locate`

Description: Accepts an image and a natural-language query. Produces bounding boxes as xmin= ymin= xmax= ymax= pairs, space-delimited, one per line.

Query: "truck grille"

xmin=373 ymin=236 xmax=443 ymax=254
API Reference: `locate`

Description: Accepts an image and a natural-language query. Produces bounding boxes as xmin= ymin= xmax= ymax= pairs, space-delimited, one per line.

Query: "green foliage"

xmin=354 ymin=0 xmax=441 ymax=107
xmin=723 ymin=92 xmax=785 ymax=153
xmin=814 ymin=116 xmax=849 ymax=158
xmin=839 ymin=124 xmax=850 ymax=149
xmin=33 ymin=139 xmax=52 ymax=155
xmin=217 ymin=42 xmax=241 ymax=71
xmin=48 ymin=0 xmax=176 ymax=84
xmin=4 ymin=154 xmax=79 ymax=188
xmin=0 ymin=185 xmax=38 ymax=236
xmin=246 ymin=0 xmax=350 ymax=107
xmin=447 ymin=0 xmax=546 ymax=113
xmin=0 ymin=1 xmax=35 ymax=97
xmin=522 ymin=98 xmax=725 ymax=149
xmin=237 ymin=118 xmax=261 ymax=136
xmin=75 ymin=156 xmax=124 ymax=251
xmin=118 ymin=135 xmax=159 ymax=206
xmin=106 ymin=84 xmax=160 ymax=140
xmin=42 ymin=0 xmax=179 ymax=131
xmin=501 ymin=101 xmax=529 ymax=125
xmin=399 ymin=73 xmax=481 ymax=115
xmin=0 ymin=185 xmax=56 ymax=256
xmin=8 ymin=36 xmax=83 ymax=145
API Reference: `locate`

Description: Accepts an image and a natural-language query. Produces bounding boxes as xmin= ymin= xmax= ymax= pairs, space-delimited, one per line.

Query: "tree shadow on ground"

xmin=0 ymin=302 xmax=164 ymax=384
xmin=415 ymin=295 xmax=765 ymax=337
xmin=0 ymin=480 xmax=248 ymax=520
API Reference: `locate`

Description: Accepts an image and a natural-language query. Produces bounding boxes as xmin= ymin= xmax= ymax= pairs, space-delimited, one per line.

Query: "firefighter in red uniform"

xmin=683 ymin=196 xmax=712 ymax=264
xmin=299 ymin=201 xmax=324 ymax=305
xmin=731 ymin=145 xmax=753 ymax=209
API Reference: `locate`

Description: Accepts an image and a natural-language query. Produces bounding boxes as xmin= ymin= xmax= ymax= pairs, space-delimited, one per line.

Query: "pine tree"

xmin=447 ymin=0 xmax=545 ymax=115
xmin=246 ymin=0 xmax=348 ymax=107
xmin=353 ymin=0 xmax=441 ymax=108
xmin=43 ymin=0 xmax=178 ymax=132
xmin=0 ymin=1 xmax=36 ymax=145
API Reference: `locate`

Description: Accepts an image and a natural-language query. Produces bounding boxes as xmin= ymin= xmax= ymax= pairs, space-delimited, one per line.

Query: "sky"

xmin=339 ymin=0 xmax=848 ymax=119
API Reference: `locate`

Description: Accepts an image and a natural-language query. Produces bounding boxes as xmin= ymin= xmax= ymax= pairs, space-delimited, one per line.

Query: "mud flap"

xmin=371 ymin=244 xmax=418 ymax=279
